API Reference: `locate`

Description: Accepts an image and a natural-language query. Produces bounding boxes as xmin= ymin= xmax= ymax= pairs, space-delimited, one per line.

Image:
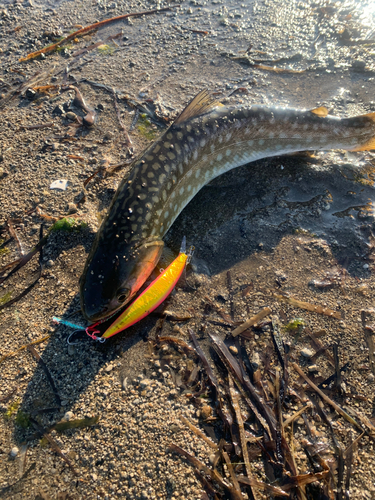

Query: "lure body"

xmin=102 ymin=251 xmax=188 ymax=338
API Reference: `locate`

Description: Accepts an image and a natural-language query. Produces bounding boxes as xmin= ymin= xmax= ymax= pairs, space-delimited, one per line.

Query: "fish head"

xmin=80 ymin=238 xmax=164 ymax=322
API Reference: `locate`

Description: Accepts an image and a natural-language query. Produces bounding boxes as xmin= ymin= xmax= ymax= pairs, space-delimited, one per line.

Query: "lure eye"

xmin=117 ymin=288 xmax=130 ymax=303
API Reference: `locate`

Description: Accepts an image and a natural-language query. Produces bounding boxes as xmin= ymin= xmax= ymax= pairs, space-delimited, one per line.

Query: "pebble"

xmin=64 ymin=411 xmax=74 ymax=421
xmin=67 ymin=202 xmax=78 ymax=214
xmin=301 ymin=348 xmax=314 ymax=358
xmin=10 ymin=446 xmax=19 ymax=458
xmin=52 ymin=104 xmax=65 ymax=116
xmin=46 ymin=259 xmax=54 ymax=267
xmin=25 ymin=88 xmax=36 ymax=100
xmin=65 ymin=111 xmax=77 ymax=121
xmin=307 ymin=365 xmax=319 ymax=373
xmin=139 ymin=379 xmax=152 ymax=389
xmin=200 ymin=405 xmax=212 ymax=420
xmin=229 ymin=345 xmax=238 ymax=355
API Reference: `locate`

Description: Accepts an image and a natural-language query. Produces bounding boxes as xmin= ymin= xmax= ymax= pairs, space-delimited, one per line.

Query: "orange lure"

xmin=101 ymin=238 xmax=193 ymax=339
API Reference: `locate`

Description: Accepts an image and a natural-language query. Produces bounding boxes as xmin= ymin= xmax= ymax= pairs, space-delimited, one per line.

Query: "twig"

xmin=27 ymin=345 xmax=61 ymax=406
xmin=0 ymin=225 xmax=45 ymax=311
xmin=6 ymin=219 xmax=25 ymax=255
xmin=30 ymin=418 xmax=78 ymax=475
xmin=19 ymin=6 xmax=179 ymax=61
xmin=231 ymin=307 xmax=272 ymax=337
xmin=0 ymin=334 xmax=51 ymax=365
xmin=273 ymin=293 xmax=341 ymax=319
xmin=112 ymin=88 xmax=132 ymax=147
xmin=283 ymin=403 xmax=312 ymax=429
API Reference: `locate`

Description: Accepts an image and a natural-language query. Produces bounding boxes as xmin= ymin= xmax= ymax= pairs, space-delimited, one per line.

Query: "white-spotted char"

xmin=80 ymin=90 xmax=375 ymax=321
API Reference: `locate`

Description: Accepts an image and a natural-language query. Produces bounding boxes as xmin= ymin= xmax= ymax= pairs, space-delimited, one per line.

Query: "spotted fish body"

xmin=80 ymin=90 xmax=375 ymax=321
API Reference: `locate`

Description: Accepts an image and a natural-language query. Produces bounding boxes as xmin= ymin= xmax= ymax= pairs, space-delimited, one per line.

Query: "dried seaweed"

xmin=227 ymin=375 xmax=255 ymax=495
xmin=292 ymin=363 xmax=363 ymax=432
xmin=169 ymin=444 xmax=243 ymax=500
xmin=226 ymin=271 xmax=235 ymax=322
xmin=180 ymin=415 xmax=217 ymax=449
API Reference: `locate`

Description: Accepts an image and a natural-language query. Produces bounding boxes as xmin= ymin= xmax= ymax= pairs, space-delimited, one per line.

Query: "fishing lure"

xmin=88 ymin=237 xmax=194 ymax=340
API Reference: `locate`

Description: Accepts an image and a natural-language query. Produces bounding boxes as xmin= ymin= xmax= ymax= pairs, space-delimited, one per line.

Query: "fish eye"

xmin=117 ymin=288 xmax=130 ymax=303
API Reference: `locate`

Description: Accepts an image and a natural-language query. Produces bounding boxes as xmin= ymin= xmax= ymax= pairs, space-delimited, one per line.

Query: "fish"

xmin=101 ymin=238 xmax=192 ymax=338
xmin=80 ymin=89 xmax=375 ymax=322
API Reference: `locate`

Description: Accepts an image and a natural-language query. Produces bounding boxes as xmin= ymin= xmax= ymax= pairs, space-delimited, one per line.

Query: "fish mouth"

xmin=81 ymin=238 xmax=164 ymax=323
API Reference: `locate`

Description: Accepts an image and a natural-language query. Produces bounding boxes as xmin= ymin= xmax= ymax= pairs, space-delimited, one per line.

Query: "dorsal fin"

xmin=310 ymin=106 xmax=329 ymax=117
xmin=174 ymin=89 xmax=220 ymax=125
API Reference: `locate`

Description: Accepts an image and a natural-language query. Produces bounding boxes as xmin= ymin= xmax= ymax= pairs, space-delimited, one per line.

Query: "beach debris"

xmin=62 ymin=85 xmax=96 ymax=126
xmin=0 ymin=334 xmax=51 ymax=366
xmin=50 ymin=179 xmax=68 ymax=190
xmin=19 ymin=6 xmax=178 ymax=62
xmin=19 ymin=121 xmax=54 ymax=131
xmin=51 ymin=415 xmax=99 ymax=432
xmin=231 ymin=307 xmax=272 ymax=337
xmin=273 ymin=292 xmax=341 ymax=318
xmin=112 ymin=87 xmax=133 ymax=149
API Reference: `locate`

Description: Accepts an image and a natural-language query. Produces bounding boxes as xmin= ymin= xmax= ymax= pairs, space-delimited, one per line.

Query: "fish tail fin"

xmin=350 ymin=112 xmax=375 ymax=152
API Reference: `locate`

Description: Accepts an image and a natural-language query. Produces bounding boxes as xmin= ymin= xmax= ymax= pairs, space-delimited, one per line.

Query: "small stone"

xmin=52 ymin=104 xmax=64 ymax=116
xmin=91 ymin=473 xmax=98 ymax=481
xmin=105 ymin=364 xmax=113 ymax=372
xmin=67 ymin=202 xmax=77 ymax=214
xmin=65 ymin=111 xmax=77 ymax=121
xmin=209 ymin=453 xmax=216 ymax=466
xmin=352 ymin=59 xmax=366 ymax=71
xmin=251 ymin=351 xmax=260 ymax=368
xmin=201 ymin=405 xmax=212 ymax=420
xmin=10 ymin=446 xmax=19 ymax=458
xmin=25 ymin=88 xmax=36 ymax=100
xmin=139 ymin=379 xmax=152 ymax=389
xmin=367 ymin=373 xmax=374 ymax=383
xmin=103 ymin=131 xmax=114 ymax=141
xmin=67 ymin=345 xmax=75 ymax=355
xmin=301 ymin=348 xmax=314 ymax=358
xmin=307 ymin=365 xmax=319 ymax=373
xmin=363 ymin=264 xmax=369 ymax=270
xmin=46 ymin=259 xmax=54 ymax=267
xmin=64 ymin=411 xmax=74 ymax=421
xmin=229 ymin=345 xmax=238 ymax=355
